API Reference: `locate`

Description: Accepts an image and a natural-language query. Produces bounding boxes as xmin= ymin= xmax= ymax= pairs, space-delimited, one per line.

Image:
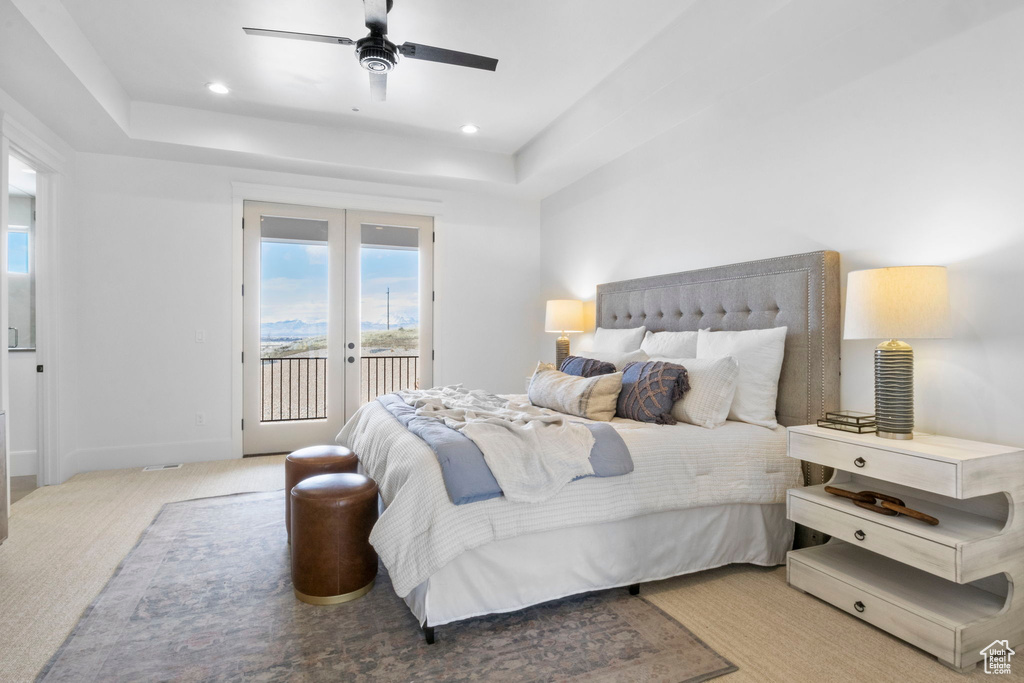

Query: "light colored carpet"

xmin=0 ymin=457 xmax=285 ymax=683
xmin=1 ymin=457 xmax=1020 ymax=682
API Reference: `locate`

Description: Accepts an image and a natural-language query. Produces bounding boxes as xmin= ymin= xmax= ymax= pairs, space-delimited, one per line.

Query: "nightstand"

xmin=785 ymin=425 xmax=1024 ymax=673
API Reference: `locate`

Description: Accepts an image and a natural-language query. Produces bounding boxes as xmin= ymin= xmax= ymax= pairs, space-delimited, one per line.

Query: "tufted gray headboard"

xmin=596 ymin=251 xmax=841 ymax=430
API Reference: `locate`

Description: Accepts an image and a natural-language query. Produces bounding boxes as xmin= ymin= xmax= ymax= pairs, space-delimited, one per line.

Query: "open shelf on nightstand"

xmin=792 ymin=483 xmax=1005 ymax=546
xmin=790 ymin=542 xmax=1007 ymax=628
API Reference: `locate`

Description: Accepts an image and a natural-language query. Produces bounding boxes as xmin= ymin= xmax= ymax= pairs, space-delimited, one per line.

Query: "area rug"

xmin=39 ymin=491 xmax=737 ymax=682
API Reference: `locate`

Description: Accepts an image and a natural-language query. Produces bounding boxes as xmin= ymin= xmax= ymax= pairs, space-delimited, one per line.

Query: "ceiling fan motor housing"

xmin=356 ymin=34 xmax=398 ymax=72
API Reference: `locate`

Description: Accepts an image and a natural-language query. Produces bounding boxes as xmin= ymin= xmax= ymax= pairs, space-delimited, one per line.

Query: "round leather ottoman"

xmin=290 ymin=473 xmax=379 ymax=605
xmin=285 ymin=445 xmax=358 ymax=541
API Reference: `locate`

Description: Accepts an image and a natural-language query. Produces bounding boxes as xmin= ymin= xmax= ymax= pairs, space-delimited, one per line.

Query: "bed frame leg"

xmin=423 ymin=624 xmax=435 ymax=645
xmin=628 ymin=583 xmax=640 ymax=596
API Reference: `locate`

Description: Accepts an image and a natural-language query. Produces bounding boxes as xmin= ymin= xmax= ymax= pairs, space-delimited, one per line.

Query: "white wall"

xmin=539 ymin=12 xmax=1024 ymax=447
xmin=70 ymin=154 xmax=540 ymax=473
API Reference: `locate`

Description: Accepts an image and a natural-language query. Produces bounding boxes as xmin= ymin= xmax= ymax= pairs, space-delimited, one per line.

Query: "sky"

xmin=7 ymin=232 xmax=29 ymax=274
xmin=260 ymin=242 xmax=418 ymax=328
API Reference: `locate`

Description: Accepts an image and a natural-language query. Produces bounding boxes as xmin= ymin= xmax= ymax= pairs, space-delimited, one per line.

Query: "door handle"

xmin=348 ymin=356 xmax=355 ymax=363
xmin=348 ymin=342 xmax=355 ymax=349
xmin=854 ymin=530 xmax=866 ymax=541
xmin=854 ymin=601 xmax=865 ymax=613
xmin=854 ymin=457 xmax=866 ymax=468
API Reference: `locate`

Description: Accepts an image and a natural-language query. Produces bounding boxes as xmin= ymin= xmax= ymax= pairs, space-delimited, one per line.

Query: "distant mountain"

xmin=261 ymin=319 xmax=327 ymax=339
xmin=263 ymin=317 xmax=418 ymax=338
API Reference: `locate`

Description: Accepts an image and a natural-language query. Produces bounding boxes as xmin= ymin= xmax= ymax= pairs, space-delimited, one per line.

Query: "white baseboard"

xmin=70 ymin=438 xmax=238 ymax=477
xmin=11 ymin=450 xmax=38 ymax=477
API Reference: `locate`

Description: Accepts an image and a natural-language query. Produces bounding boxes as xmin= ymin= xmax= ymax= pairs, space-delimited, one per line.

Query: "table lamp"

xmin=843 ymin=266 xmax=951 ymax=440
xmin=545 ymin=299 xmax=584 ymax=370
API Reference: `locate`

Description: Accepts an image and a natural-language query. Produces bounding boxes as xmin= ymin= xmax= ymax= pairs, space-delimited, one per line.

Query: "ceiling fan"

xmin=243 ymin=0 xmax=498 ymax=102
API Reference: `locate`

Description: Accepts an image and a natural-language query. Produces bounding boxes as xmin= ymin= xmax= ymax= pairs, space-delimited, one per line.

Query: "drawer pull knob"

xmin=854 ymin=457 xmax=866 ymax=468
xmin=854 ymin=601 xmax=866 ymax=613
xmin=854 ymin=530 xmax=866 ymax=541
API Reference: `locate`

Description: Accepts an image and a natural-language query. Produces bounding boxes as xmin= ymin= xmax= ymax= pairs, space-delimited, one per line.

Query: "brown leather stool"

xmin=285 ymin=445 xmax=358 ymax=541
xmin=290 ymin=473 xmax=379 ymax=605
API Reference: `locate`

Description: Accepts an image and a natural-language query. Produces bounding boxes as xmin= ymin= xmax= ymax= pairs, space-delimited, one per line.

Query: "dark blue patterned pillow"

xmin=559 ymin=355 xmax=616 ymax=378
xmin=616 ymin=361 xmax=690 ymax=424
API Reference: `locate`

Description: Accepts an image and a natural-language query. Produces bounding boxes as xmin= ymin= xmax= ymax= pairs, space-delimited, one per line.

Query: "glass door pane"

xmin=259 ymin=216 xmax=328 ymax=421
xmin=359 ymin=224 xmax=420 ymax=404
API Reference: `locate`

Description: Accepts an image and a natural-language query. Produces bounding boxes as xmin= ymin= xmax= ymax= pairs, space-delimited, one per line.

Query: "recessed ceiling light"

xmin=460 ymin=124 xmax=479 ymax=134
xmin=206 ymin=82 xmax=230 ymax=95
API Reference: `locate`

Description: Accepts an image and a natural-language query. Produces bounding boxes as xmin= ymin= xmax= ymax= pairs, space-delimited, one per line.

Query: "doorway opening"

xmin=6 ymin=153 xmax=40 ymax=493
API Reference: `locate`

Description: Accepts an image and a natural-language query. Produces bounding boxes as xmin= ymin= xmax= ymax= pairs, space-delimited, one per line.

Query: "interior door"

xmin=242 ymin=202 xmax=347 ymax=455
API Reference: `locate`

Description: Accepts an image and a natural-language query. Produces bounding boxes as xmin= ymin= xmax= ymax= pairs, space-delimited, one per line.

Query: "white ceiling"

xmin=59 ymin=0 xmax=695 ymax=154
xmin=1 ymin=0 xmax=1018 ymax=196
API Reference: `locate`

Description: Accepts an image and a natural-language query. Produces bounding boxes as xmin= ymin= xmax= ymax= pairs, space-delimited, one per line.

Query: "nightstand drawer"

xmin=788 ymin=494 xmax=956 ymax=581
xmin=788 ymin=557 xmax=954 ymax=661
xmin=790 ymin=432 xmax=957 ymax=496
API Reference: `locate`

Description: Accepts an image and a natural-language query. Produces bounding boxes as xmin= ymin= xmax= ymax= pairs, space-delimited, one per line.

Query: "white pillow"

xmin=649 ymin=356 xmax=740 ymax=429
xmin=576 ymin=348 xmax=649 ymax=371
xmin=641 ymin=330 xmax=700 ymax=358
xmin=593 ymin=326 xmax=646 ymax=353
xmin=696 ymin=327 xmax=787 ymax=428
xmin=528 ymin=362 xmax=622 ymax=421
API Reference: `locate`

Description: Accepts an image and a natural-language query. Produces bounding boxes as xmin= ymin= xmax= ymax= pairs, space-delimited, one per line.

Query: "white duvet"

xmin=337 ymin=396 xmax=802 ymax=597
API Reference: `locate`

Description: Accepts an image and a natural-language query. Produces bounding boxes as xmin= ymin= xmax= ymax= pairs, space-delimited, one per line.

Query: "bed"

xmin=338 ymin=250 xmax=840 ymax=640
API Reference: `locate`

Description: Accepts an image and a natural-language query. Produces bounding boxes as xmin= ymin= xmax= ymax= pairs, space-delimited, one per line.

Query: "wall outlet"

xmin=195 ymin=412 xmax=206 ymax=426
xmin=195 ymin=329 xmax=206 ymax=343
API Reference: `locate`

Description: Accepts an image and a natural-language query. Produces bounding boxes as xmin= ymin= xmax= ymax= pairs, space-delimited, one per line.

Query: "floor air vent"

xmin=142 ymin=464 xmax=183 ymax=471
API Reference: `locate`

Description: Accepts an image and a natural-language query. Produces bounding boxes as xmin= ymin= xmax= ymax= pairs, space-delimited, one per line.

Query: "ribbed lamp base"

xmin=555 ymin=336 xmax=570 ymax=371
xmin=874 ymin=339 xmax=914 ymax=440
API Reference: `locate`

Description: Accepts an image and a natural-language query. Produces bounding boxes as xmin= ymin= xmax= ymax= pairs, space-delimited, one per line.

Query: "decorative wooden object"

xmin=786 ymin=424 xmax=1024 ymax=673
xmin=824 ymin=486 xmax=937 ymax=523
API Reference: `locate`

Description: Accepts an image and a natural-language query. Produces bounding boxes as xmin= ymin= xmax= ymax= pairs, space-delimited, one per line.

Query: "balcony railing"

xmin=362 ymin=355 xmax=419 ymax=404
xmin=260 ymin=355 xmax=420 ymax=421
xmin=261 ymin=357 xmax=327 ymax=422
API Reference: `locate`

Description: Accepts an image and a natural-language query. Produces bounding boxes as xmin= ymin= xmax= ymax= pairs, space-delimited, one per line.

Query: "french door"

xmin=242 ymin=201 xmax=433 ymax=455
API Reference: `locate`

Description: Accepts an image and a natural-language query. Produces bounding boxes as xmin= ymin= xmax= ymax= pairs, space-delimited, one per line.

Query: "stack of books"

xmin=817 ymin=410 xmax=877 ymax=434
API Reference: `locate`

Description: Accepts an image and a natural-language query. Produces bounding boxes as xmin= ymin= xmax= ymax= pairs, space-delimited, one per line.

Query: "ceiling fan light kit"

xmin=243 ymin=0 xmax=498 ymax=102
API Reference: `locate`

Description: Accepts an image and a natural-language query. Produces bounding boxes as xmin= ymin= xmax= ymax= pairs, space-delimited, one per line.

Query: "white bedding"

xmin=337 ymin=396 xmax=802 ymax=598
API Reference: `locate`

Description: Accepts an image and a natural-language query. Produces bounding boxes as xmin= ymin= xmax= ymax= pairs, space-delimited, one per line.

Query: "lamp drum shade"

xmin=545 ymin=299 xmax=584 ymax=333
xmin=843 ymin=266 xmax=951 ymax=340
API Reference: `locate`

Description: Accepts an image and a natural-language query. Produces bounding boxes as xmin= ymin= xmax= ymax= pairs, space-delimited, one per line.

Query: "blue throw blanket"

xmin=378 ymin=394 xmax=633 ymax=505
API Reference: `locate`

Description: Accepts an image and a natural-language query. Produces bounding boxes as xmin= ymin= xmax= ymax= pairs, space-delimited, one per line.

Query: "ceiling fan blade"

xmin=369 ymin=72 xmax=387 ymax=102
xmin=363 ymin=0 xmax=389 ymax=33
xmin=243 ymin=27 xmax=354 ymax=45
xmin=398 ymin=43 xmax=498 ymax=71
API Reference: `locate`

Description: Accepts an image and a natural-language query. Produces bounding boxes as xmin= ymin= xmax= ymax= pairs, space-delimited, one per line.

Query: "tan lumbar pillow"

xmin=527 ymin=362 xmax=623 ymax=421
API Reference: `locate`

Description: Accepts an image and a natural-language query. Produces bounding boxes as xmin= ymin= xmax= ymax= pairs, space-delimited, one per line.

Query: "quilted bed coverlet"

xmin=337 ymin=398 xmax=801 ymax=597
